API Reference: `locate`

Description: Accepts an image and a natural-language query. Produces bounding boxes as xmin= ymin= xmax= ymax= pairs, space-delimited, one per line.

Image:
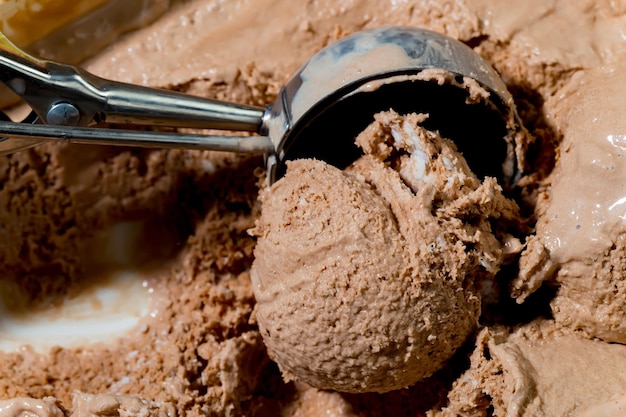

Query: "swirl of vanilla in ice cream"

xmin=251 ymin=110 xmax=520 ymax=393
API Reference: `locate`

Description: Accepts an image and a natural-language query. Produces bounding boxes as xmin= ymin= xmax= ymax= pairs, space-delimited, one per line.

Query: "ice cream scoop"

xmin=0 ymin=26 xmax=522 ymax=184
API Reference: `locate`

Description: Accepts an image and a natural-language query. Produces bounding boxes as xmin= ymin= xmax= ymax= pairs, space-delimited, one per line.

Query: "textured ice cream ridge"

xmin=440 ymin=320 xmax=626 ymax=417
xmin=251 ymin=110 xmax=521 ymax=393
xmin=514 ymin=66 xmax=626 ymax=344
xmin=0 ymin=397 xmax=64 ymax=417
xmin=0 ymin=392 xmax=175 ymax=417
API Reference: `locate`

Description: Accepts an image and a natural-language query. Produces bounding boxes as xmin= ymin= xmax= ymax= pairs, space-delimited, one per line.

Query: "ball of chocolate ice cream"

xmin=251 ymin=111 xmax=520 ymax=393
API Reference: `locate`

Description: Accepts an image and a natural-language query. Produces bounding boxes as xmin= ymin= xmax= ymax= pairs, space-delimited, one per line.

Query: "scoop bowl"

xmin=266 ymin=26 xmax=522 ymax=185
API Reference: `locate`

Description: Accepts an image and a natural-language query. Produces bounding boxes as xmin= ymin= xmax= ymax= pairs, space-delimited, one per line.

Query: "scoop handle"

xmin=0 ymin=32 xmax=275 ymax=155
xmin=0 ymin=32 xmax=267 ymax=131
xmin=88 ymin=75 xmax=265 ymax=131
xmin=0 ymin=121 xmax=274 ymax=155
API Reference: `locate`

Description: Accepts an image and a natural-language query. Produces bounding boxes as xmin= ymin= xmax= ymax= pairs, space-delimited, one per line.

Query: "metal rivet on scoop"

xmin=46 ymin=102 xmax=81 ymax=126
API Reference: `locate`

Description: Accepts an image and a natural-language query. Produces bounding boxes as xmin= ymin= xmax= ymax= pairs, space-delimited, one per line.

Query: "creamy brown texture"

xmin=440 ymin=320 xmax=626 ymax=417
xmin=0 ymin=392 xmax=177 ymax=417
xmin=251 ymin=111 xmax=520 ymax=393
xmin=0 ymin=397 xmax=63 ymax=417
xmin=2 ymin=0 xmax=626 ymax=415
xmin=84 ymin=0 xmax=482 ymax=90
xmin=0 ymin=145 xmax=268 ymax=415
xmin=466 ymin=0 xmax=626 ymax=69
xmin=514 ymin=67 xmax=626 ymax=343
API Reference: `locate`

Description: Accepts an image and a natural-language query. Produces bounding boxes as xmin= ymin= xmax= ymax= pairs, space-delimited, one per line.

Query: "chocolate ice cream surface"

xmin=2 ymin=0 xmax=626 ymax=416
xmin=251 ymin=111 xmax=520 ymax=393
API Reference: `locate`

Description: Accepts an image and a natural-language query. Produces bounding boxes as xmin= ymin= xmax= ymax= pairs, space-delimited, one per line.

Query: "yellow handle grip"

xmin=0 ymin=0 xmax=108 ymax=48
xmin=0 ymin=32 xmax=44 ymax=67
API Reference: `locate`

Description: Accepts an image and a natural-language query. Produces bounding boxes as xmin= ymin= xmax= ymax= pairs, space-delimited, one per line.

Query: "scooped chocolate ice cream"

xmin=251 ymin=111 xmax=521 ymax=393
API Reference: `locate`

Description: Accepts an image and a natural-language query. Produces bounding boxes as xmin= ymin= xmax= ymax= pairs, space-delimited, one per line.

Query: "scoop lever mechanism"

xmin=0 ymin=32 xmax=274 ymax=155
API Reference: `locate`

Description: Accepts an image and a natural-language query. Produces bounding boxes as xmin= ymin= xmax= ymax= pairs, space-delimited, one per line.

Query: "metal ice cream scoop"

xmin=0 ymin=26 xmax=521 ymax=184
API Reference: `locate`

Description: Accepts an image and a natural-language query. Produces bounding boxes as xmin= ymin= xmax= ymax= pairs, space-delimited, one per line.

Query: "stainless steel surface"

xmin=0 ymin=31 xmax=269 ymax=155
xmin=0 ymin=26 xmax=521 ymax=185
xmin=46 ymin=102 xmax=81 ymax=126
xmin=0 ymin=33 xmax=266 ymax=130
xmin=265 ymin=26 xmax=521 ymax=184
xmin=0 ymin=122 xmax=274 ymax=154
